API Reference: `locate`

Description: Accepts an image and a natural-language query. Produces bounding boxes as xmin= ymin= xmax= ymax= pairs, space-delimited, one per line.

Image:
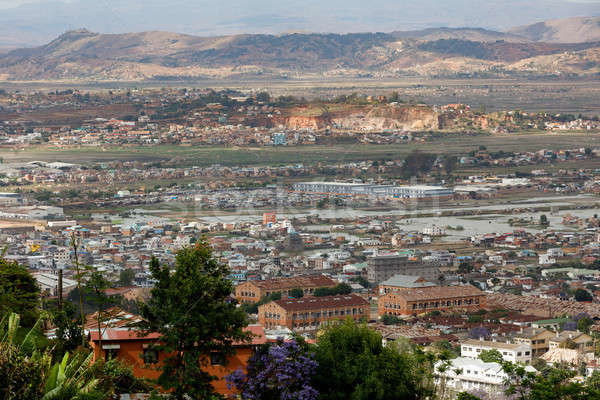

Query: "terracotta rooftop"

xmin=90 ymin=324 xmax=267 ymax=346
xmin=487 ymin=293 xmax=600 ymax=318
xmin=462 ymin=338 xmax=523 ymax=350
xmin=248 ymin=275 xmax=337 ymax=291
xmin=89 ymin=329 xmax=160 ymax=342
xmin=84 ymin=306 xmax=142 ymax=331
xmin=383 ymin=285 xmax=484 ymax=302
xmin=272 ymin=294 xmax=368 ymax=312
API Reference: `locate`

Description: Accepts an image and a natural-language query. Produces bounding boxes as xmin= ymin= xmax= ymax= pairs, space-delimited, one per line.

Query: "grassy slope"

xmin=1 ymin=131 xmax=599 ymax=167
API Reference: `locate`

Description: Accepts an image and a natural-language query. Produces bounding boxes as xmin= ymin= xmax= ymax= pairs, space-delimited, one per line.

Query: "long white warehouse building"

xmin=292 ymin=182 xmax=454 ymax=198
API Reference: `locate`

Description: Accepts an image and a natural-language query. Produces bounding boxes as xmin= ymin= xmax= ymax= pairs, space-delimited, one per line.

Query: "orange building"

xmin=235 ymin=275 xmax=337 ymax=303
xmin=258 ymin=294 xmax=369 ymax=331
xmin=378 ymin=285 xmax=486 ymax=317
xmin=262 ymin=213 xmax=277 ymax=225
xmin=89 ymin=325 xmax=267 ymax=396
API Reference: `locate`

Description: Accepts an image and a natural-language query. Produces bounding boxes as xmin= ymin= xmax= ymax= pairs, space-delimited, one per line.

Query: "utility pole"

xmin=55 ymin=257 xmax=63 ymax=311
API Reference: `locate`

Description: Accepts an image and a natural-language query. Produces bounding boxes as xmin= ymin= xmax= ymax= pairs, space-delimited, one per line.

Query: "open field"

xmin=1 ymin=77 xmax=600 ymax=115
xmin=2 ymin=131 xmax=600 ymax=166
xmin=0 ymin=103 xmax=138 ymax=126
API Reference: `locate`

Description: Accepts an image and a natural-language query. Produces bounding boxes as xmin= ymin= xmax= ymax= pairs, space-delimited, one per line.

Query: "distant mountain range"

xmin=0 ymin=15 xmax=599 ymax=81
xmin=510 ymin=16 xmax=600 ymax=43
xmin=0 ymin=0 xmax=599 ymax=50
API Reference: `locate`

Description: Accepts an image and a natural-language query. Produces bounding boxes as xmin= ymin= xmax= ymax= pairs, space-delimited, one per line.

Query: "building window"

xmin=143 ymin=349 xmax=159 ymax=364
xmin=210 ymin=352 xmax=226 ymax=366
xmin=104 ymin=349 xmax=118 ymax=360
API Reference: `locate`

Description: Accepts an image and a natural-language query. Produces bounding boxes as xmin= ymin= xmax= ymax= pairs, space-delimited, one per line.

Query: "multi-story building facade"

xmin=235 ymin=275 xmax=337 ymax=303
xmin=461 ymin=338 xmax=532 ymax=364
xmin=367 ymin=254 xmax=441 ymax=284
xmin=378 ymin=285 xmax=485 ymax=316
xmin=258 ymin=294 xmax=369 ymax=331
xmin=291 ymin=182 xmax=454 ymax=198
xmin=548 ymin=331 xmax=594 ymax=354
xmin=434 ymin=357 xmax=508 ymax=398
xmin=378 ymin=274 xmax=436 ymax=295
xmin=89 ymin=325 xmax=266 ymax=397
xmin=512 ymin=328 xmax=556 ymax=357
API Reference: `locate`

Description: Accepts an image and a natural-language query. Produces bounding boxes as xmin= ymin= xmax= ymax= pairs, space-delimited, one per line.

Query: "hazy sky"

xmin=0 ymin=0 xmax=598 ymax=48
xmin=0 ymin=0 xmax=599 ymax=8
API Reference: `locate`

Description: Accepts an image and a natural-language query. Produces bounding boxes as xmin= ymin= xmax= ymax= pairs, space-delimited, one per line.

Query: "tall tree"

xmin=0 ymin=258 xmax=39 ymax=327
xmin=478 ymin=349 xmax=503 ymax=364
xmin=575 ymin=288 xmax=593 ymax=302
xmin=226 ymin=338 xmax=318 ymax=400
xmin=87 ymin=271 xmax=111 ymax=360
xmin=313 ymin=319 xmax=435 ymax=400
xmin=70 ymin=233 xmax=87 ymax=347
xmin=118 ymin=268 xmax=136 ymax=287
xmin=138 ymin=242 xmax=249 ymax=399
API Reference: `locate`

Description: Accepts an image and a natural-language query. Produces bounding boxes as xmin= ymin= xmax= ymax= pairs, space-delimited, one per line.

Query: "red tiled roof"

xmin=271 ymin=294 xmax=368 ymax=312
xmin=90 ymin=325 xmax=267 ymax=346
xmin=84 ymin=307 xmax=143 ymax=331
xmin=234 ymin=324 xmax=267 ymax=346
xmin=89 ymin=329 xmax=160 ymax=341
xmin=248 ymin=275 xmax=337 ymax=291
xmin=383 ymin=285 xmax=484 ymax=302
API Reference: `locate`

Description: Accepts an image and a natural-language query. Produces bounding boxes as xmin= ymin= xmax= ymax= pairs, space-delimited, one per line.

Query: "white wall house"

xmin=547 ymin=248 xmax=564 ymax=258
xmin=422 ymin=225 xmax=445 ymax=237
xmin=434 ymin=357 xmax=507 ymax=398
xmin=461 ymin=338 xmax=532 ymax=364
xmin=539 ymin=253 xmax=556 ymax=265
xmin=434 ymin=357 xmax=535 ymax=397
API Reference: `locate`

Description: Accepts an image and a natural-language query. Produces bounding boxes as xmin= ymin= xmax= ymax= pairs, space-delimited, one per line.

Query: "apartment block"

xmin=461 ymin=338 xmax=532 ymax=364
xmin=235 ymin=275 xmax=337 ymax=303
xmin=512 ymin=327 xmax=556 ymax=357
xmin=367 ymin=254 xmax=441 ymax=284
xmin=258 ymin=294 xmax=369 ymax=331
xmin=378 ymin=285 xmax=485 ymax=316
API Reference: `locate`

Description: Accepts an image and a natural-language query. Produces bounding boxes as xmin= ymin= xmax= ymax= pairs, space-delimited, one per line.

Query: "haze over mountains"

xmin=510 ymin=16 xmax=600 ymax=43
xmin=0 ymin=14 xmax=599 ymax=81
xmin=0 ymin=0 xmax=599 ymax=50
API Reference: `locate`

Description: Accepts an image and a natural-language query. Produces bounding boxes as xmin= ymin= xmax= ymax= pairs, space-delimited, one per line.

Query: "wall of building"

xmin=379 ymin=292 xmax=485 ymax=316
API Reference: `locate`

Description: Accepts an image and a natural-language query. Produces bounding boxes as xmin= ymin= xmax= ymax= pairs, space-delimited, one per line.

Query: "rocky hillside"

xmin=0 ymin=26 xmax=599 ymax=81
xmin=510 ymin=16 xmax=600 ymax=43
xmin=390 ymin=27 xmax=528 ymax=43
xmin=278 ymin=104 xmax=439 ymax=131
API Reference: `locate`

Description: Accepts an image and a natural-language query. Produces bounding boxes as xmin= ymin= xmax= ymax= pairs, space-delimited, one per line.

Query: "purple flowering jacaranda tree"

xmin=226 ymin=339 xmax=318 ymax=400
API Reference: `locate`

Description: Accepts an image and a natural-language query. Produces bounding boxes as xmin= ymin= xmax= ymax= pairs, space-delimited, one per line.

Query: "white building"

xmin=547 ymin=248 xmax=564 ymax=258
xmin=434 ymin=357 xmax=536 ymax=398
xmin=461 ymin=338 xmax=532 ymax=364
xmin=434 ymin=357 xmax=506 ymax=397
xmin=539 ymin=254 xmax=556 ymax=265
xmin=422 ymin=225 xmax=445 ymax=237
xmin=291 ymin=182 xmax=454 ymax=198
xmin=228 ymin=254 xmax=247 ymax=269
xmin=51 ymin=247 xmax=71 ymax=267
xmin=33 ymin=273 xmax=77 ymax=297
xmin=116 ymin=190 xmax=131 ymax=198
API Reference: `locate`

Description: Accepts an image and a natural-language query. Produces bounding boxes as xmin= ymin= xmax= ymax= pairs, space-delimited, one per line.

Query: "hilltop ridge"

xmin=0 ymin=16 xmax=599 ymax=81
